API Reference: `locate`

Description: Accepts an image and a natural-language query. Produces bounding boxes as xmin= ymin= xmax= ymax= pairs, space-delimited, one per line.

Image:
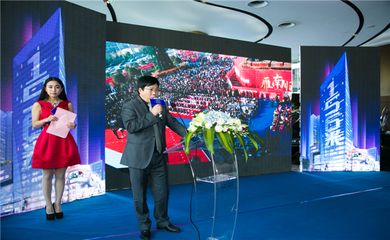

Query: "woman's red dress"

xmin=32 ymin=100 xmax=81 ymax=169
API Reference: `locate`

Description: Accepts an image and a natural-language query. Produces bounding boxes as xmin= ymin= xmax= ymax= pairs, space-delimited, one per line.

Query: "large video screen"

xmin=1 ymin=2 xmax=105 ymax=216
xmin=301 ymin=48 xmax=380 ymax=171
xmin=105 ymin=42 xmax=293 ymax=167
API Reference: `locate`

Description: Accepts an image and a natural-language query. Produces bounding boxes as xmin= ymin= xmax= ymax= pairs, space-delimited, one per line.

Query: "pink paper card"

xmin=46 ymin=108 xmax=77 ymax=138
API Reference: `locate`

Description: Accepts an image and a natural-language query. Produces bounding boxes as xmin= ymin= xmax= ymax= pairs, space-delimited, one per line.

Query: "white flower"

xmin=188 ymin=124 xmax=197 ymax=132
xmin=187 ymin=110 xmax=248 ymax=134
xmin=184 ymin=110 xmax=260 ymax=161
xmin=234 ymin=119 xmax=241 ymax=125
xmin=217 ymin=118 xmax=225 ymax=125
xmin=215 ymin=125 xmax=223 ymax=132
xmin=192 ymin=121 xmax=202 ymax=128
xmin=205 ymin=122 xmax=213 ymax=129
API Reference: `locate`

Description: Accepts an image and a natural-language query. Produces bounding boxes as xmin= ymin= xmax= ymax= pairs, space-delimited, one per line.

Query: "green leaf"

xmin=227 ymin=132 xmax=234 ymax=150
xmin=247 ymin=133 xmax=259 ymax=151
xmin=252 ymin=132 xmax=264 ymax=146
xmin=236 ymin=134 xmax=248 ymax=162
xmin=216 ymin=132 xmax=234 ymax=155
xmin=184 ymin=131 xmax=195 ymax=155
xmin=204 ymin=128 xmax=215 ymax=155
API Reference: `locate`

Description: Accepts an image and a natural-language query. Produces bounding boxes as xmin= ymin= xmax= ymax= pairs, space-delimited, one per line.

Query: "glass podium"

xmin=166 ymin=138 xmax=239 ymax=240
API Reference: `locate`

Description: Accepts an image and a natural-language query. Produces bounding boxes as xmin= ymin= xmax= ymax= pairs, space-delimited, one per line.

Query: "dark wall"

xmin=107 ymin=22 xmax=290 ymax=62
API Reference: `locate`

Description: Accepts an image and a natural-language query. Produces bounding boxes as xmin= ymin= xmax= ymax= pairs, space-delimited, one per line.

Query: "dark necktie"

xmin=154 ymin=122 xmax=162 ymax=153
xmin=149 ymin=103 xmax=162 ymax=153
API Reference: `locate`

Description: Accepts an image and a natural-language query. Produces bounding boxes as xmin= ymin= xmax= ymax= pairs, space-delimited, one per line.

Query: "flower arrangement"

xmin=184 ymin=110 xmax=262 ymax=161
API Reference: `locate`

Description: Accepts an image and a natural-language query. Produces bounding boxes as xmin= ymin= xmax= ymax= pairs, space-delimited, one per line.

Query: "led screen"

xmin=1 ymin=3 xmax=106 ymax=216
xmin=105 ymin=42 xmax=293 ymax=167
xmin=301 ymin=49 xmax=380 ymax=171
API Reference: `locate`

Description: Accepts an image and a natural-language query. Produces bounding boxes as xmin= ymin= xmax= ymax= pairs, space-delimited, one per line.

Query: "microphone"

xmin=150 ymin=98 xmax=165 ymax=119
xmin=149 ymin=103 xmax=163 ymax=118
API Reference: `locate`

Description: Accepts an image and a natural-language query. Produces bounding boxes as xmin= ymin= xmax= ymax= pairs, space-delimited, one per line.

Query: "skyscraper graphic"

xmin=0 ymin=111 xmax=13 ymax=185
xmin=319 ymin=52 xmax=353 ymax=170
xmin=10 ymin=8 xmax=65 ymax=213
xmin=309 ymin=114 xmax=320 ymax=168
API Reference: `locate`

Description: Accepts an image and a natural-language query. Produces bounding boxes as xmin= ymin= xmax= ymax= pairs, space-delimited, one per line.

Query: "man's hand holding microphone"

xmin=150 ymin=98 xmax=165 ymax=118
xmin=151 ymin=104 xmax=163 ymax=118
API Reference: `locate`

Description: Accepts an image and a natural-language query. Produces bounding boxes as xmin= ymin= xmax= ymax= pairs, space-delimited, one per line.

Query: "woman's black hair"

xmin=37 ymin=77 xmax=68 ymax=101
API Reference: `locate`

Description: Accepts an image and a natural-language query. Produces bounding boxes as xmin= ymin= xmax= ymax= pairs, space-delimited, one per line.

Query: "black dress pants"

xmin=128 ymin=151 xmax=170 ymax=231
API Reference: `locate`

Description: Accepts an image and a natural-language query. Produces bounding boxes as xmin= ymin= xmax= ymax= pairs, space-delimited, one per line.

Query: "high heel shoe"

xmin=53 ymin=203 xmax=64 ymax=219
xmin=45 ymin=206 xmax=55 ymax=220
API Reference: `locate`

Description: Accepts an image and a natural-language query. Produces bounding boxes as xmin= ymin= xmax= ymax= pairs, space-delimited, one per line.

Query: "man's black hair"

xmin=137 ymin=75 xmax=159 ymax=90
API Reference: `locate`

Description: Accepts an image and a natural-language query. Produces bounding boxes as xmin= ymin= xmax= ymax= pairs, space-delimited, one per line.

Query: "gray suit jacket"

xmin=120 ymin=96 xmax=187 ymax=169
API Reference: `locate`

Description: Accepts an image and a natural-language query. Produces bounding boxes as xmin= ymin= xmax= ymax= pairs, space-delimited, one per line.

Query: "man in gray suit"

xmin=121 ymin=75 xmax=187 ymax=240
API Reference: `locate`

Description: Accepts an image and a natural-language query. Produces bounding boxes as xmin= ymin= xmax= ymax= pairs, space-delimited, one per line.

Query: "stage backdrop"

xmin=105 ymin=22 xmax=293 ymax=189
xmin=300 ymin=47 xmax=380 ymax=171
xmin=1 ymin=1 xmax=106 ymax=216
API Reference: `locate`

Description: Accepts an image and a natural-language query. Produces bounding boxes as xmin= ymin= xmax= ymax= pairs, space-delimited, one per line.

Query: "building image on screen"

xmin=105 ymin=42 xmax=293 ymax=168
xmin=1 ymin=9 xmax=66 ymax=215
xmin=302 ymin=52 xmax=379 ymax=171
xmin=0 ymin=8 xmax=105 ymax=216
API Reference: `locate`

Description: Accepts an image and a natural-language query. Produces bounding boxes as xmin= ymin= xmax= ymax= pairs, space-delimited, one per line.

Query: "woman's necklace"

xmin=48 ymin=99 xmax=60 ymax=108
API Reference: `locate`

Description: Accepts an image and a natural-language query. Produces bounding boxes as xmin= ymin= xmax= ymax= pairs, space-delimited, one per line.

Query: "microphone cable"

xmin=189 ymin=173 xmax=201 ymax=240
xmin=186 ymin=144 xmax=201 ymax=240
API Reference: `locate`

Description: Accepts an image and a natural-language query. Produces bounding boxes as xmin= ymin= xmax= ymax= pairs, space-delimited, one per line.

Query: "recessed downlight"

xmin=278 ymin=22 xmax=296 ymax=29
xmin=248 ymin=1 xmax=269 ymax=8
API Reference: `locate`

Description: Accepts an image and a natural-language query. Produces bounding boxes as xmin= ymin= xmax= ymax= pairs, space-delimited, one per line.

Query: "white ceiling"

xmin=66 ymin=0 xmax=390 ymax=62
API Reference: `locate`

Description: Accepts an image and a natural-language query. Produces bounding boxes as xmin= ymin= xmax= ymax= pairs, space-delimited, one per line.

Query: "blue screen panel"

xmin=302 ymin=52 xmax=379 ymax=171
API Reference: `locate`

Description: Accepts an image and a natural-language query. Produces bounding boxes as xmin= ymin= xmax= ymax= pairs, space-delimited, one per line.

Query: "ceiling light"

xmin=278 ymin=22 xmax=296 ymax=29
xmin=248 ymin=1 xmax=269 ymax=8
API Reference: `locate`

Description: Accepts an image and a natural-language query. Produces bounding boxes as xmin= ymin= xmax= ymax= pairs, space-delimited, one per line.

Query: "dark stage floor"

xmin=2 ymin=171 xmax=390 ymax=240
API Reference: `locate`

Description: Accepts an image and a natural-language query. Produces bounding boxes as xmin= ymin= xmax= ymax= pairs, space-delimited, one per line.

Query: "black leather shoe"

xmin=140 ymin=230 xmax=151 ymax=240
xmin=157 ymin=223 xmax=181 ymax=233
xmin=53 ymin=203 xmax=63 ymax=219
xmin=45 ymin=206 xmax=55 ymax=221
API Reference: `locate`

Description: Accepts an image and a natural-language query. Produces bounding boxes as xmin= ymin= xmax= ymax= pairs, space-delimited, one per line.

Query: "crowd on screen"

xmin=157 ymin=56 xmax=259 ymax=120
xmin=105 ymin=53 xmax=274 ymax=138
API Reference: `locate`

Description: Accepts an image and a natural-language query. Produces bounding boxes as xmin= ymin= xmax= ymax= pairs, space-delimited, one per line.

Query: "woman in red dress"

xmin=31 ymin=77 xmax=80 ymax=220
